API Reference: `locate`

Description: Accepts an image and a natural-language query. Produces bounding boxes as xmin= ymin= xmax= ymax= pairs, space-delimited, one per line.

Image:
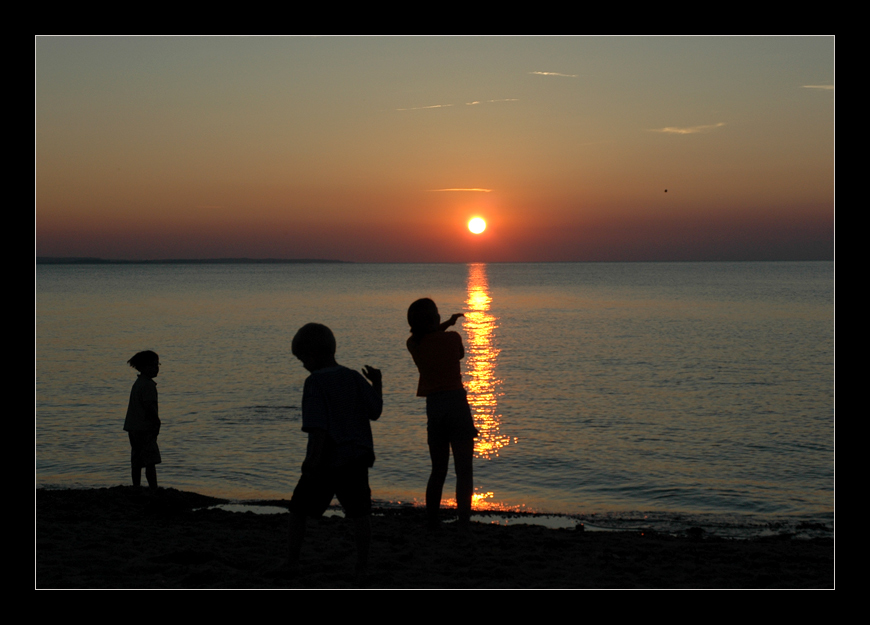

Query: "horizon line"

xmin=36 ymin=256 xmax=834 ymax=265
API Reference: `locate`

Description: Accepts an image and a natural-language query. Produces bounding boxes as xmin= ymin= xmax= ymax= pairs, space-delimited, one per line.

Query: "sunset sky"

xmin=35 ymin=36 xmax=834 ymax=262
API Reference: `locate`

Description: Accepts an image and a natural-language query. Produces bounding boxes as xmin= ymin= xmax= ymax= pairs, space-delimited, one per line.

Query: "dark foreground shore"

xmin=36 ymin=487 xmax=833 ymax=589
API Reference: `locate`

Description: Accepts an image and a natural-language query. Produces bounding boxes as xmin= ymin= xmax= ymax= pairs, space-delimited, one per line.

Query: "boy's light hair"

xmin=292 ymin=323 xmax=336 ymax=359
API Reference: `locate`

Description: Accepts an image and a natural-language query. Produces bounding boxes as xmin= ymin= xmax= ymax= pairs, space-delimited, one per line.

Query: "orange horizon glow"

xmin=35 ymin=37 xmax=834 ymax=263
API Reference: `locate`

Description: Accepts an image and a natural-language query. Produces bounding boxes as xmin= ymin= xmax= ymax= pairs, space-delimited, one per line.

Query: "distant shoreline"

xmin=35 ymin=257 xmax=349 ymax=265
xmin=36 ymin=257 xmax=833 ymax=265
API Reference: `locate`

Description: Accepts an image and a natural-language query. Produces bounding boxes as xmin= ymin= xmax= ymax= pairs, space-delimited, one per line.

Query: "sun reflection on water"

xmin=463 ymin=263 xmax=511 ymax=460
xmin=439 ymin=491 xmax=532 ymax=512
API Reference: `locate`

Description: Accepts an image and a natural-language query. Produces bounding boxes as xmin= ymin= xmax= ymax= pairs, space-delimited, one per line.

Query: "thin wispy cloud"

xmin=802 ymin=84 xmax=834 ymax=90
xmin=398 ymin=99 xmax=517 ymax=111
xmin=651 ymin=122 xmax=726 ymax=134
xmin=529 ymin=71 xmax=578 ymax=78
xmin=427 ymin=188 xmax=493 ymax=193
xmin=396 ymin=103 xmax=455 ymax=111
xmin=466 ymin=98 xmax=519 ymax=106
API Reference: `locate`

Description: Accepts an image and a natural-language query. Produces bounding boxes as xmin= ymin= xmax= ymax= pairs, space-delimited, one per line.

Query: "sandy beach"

xmin=36 ymin=487 xmax=833 ymax=589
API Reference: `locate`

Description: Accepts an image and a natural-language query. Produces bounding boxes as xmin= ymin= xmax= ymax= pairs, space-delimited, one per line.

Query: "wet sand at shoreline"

xmin=36 ymin=487 xmax=833 ymax=589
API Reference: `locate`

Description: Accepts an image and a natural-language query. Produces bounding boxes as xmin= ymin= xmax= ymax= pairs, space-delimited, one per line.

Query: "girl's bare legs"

xmin=451 ymin=439 xmax=474 ymax=525
xmin=427 ymin=439 xmax=474 ymax=526
xmin=145 ymin=465 xmax=158 ymax=489
xmin=426 ymin=440 xmax=450 ymax=527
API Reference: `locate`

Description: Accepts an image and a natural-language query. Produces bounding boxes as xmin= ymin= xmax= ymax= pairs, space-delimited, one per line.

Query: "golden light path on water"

xmin=436 ymin=263 xmax=523 ymax=512
xmin=462 ymin=263 xmax=518 ymax=511
xmin=464 ymin=263 xmax=507 ymax=458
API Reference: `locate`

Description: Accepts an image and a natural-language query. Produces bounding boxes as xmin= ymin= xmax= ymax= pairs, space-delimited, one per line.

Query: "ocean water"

xmin=35 ymin=262 xmax=834 ymax=534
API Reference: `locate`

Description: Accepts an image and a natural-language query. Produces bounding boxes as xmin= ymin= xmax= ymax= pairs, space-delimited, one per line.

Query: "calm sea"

xmin=35 ymin=262 xmax=834 ymax=535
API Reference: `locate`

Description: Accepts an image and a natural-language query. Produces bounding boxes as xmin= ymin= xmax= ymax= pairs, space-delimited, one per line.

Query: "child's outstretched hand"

xmin=445 ymin=313 xmax=464 ymax=327
xmin=362 ymin=365 xmax=382 ymax=385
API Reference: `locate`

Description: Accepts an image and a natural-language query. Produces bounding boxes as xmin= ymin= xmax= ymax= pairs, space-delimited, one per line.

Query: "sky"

xmin=35 ymin=36 xmax=834 ymax=262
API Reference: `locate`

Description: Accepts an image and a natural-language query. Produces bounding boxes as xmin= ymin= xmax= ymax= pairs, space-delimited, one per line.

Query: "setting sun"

xmin=468 ymin=217 xmax=487 ymax=234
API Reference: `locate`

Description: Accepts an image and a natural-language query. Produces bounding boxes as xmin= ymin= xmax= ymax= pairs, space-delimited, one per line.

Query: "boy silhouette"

xmin=287 ymin=323 xmax=382 ymax=578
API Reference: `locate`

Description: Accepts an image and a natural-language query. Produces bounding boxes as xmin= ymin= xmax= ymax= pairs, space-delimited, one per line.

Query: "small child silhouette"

xmin=124 ymin=350 xmax=161 ymax=489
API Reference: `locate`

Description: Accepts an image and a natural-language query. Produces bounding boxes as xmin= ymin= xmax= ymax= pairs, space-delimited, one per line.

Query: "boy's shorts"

xmin=289 ymin=459 xmax=371 ymax=519
xmin=128 ymin=431 xmax=161 ymax=468
xmin=426 ymin=389 xmax=479 ymax=446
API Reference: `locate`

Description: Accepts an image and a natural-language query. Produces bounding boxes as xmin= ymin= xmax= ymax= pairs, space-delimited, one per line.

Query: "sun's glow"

xmin=468 ymin=217 xmax=487 ymax=234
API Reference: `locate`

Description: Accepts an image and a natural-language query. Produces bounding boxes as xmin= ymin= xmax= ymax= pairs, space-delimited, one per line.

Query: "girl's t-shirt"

xmin=407 ymin=330 xmax=464 ymax=397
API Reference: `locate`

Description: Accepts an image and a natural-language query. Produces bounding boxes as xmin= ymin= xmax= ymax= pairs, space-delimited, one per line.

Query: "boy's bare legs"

xmin=287 ymin=512 xmax=368 ymax=578
xmin=426 ymin=441 xmax=450 ymax=528
xmin=452 ymin=439 xmax=474 ymax=525
xmin=353 ymin=515 xmax=371 ymax=578
xmin=132 ymin=466 xmax=141 ymax=487
xmin=287 ymin=511 xmax=307 ymax=573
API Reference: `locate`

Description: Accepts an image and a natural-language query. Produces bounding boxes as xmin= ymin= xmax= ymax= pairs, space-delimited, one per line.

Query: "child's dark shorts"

xmin=289 ymin=459 xmax=371 ymax=519
xmin=128 ymin=430 xmax=161 ymax=468
xmin=426 ymin=389 xmax=478 ymax=446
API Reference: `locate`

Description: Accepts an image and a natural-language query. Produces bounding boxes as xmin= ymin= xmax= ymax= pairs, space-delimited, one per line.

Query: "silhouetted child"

xmin=287 ymin=323 xmax=382 ymax=578
xmin=124 ymin=350 xmax=161 ymax=489
xmin=406 ymin=298 xmax=477 ymax=528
